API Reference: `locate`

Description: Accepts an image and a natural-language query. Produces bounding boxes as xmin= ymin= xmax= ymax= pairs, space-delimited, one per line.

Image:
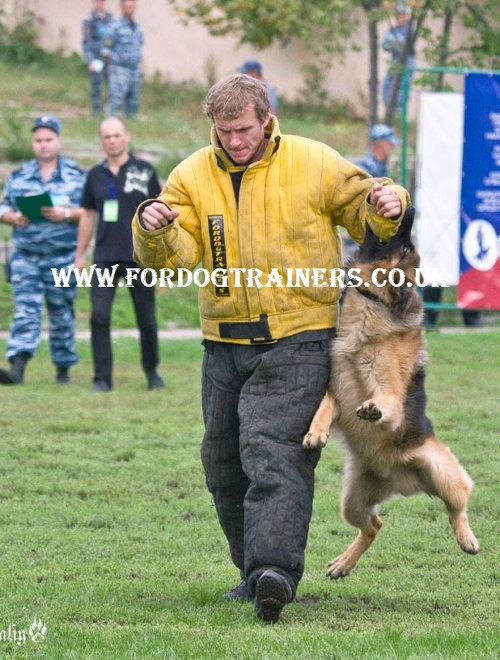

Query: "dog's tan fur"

xmin=303 ymin=214 xmax=479 ymax=578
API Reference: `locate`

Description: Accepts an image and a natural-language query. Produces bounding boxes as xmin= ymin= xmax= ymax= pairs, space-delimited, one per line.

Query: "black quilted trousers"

xmin=200 ymin=331 xmax=332 ymax=596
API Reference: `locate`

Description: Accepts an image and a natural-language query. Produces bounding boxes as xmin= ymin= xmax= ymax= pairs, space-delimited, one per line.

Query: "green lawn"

xmin=0 ymin=332 xmax=498 ymax=658
xmin=0 ymin=265 xmax=201 ymax=333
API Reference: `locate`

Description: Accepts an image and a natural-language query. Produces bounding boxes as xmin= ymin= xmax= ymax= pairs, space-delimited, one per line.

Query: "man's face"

xmin=377 ymin=140 xmax=395 ymax=160
xmin=100 ymin=119 xmax=130 ymax=158
xmin=94 ymin=0 xmax=106 ymax=11
xmin=32 ymin=128 xmax=60 ymax=162
xmin=121 ymin=0 xmax=136 ymax=19
xmin=396 ymin=11 xmax=410 ymax=26
xmin=213 ymin=105 xmax=270 ymax=166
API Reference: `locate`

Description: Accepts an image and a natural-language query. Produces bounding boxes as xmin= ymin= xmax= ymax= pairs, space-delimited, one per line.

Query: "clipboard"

xmin=15 ymin=192 xmax=53 ymax=222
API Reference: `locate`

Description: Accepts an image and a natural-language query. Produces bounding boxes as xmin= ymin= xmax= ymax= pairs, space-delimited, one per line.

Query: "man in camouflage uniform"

xmin=355 ymin=124 xmax=401 ymax=179
xmin=103 ymin=0 xmax=143 ymax=118
xmin=381 ymin=3 xmax=416 ymax=113
xmin=82 ymin=0 xmax=113 ymax=115
xmin=0 ymin=116 xmax=86 ymax=386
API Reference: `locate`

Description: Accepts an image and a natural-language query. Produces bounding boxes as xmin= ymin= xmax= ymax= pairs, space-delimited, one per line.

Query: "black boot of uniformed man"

xmin=0 ymin=352 xmax=30 ymax=385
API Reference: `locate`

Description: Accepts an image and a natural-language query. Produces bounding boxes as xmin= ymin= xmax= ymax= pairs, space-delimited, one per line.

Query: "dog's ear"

xmin=398 ymin=205 xmax=415 ymax=242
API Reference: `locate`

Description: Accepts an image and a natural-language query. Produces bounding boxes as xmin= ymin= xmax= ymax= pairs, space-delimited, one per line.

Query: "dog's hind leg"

xmin=412 ymin=437 xmax=480 ymax=554
xmin=327 ymin=512 xmax=382 ymax=579
xmin=326 ymin=462 xmax=387 ymax=578
xmin=303 ymin=391 xmax=338 ymax=448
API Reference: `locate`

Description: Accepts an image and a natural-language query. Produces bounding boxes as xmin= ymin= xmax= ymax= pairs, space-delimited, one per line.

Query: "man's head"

xmin=93 ymin=0 xmax=106 ymax=11
xmin=370 ymin=124 xmax=400 ymax=145
xmin=369 ymin=124 xmax=400 ymax=162
xmin=31 ymin=116 xmax=61 ymax=163
xmin=204 ymin=73 xmax=270 ymax=123
xmin=238 ymin=60 xmax=263 ymax=80
xmin=395 ymin=3 xmax=411 ymax=24
xmin=100 ymin=116 xmax=130 ymax=158
xmin=204 ymin=73 xmax=272 ymax=166
xmin=121 ymin=0 xmax=136 ymax=19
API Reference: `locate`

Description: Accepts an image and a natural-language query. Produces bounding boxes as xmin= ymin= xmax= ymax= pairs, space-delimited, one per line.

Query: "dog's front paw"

xmin=303 ymin=430 xmax=329 ymax=449
xmin=356 ymin=400 xmax=382 ymax=422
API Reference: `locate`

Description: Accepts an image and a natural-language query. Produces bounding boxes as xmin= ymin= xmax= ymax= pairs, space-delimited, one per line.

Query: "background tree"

xmin=168 ymin=0 xmax=500 ymax=126
xmin=382 ymin=0 xmax=433 ymax=126
xmin=168 ymin=0 xmax=416 ymax=123
xmin=385 ymin=0 xmax=500 ymax=121
xmin=168 ymin=0 xmax=358 ymax=109
xmin=360 ymin=0 xmax=384 ymax=126
xmin=419 ymin=0 xmax=500 ymax=93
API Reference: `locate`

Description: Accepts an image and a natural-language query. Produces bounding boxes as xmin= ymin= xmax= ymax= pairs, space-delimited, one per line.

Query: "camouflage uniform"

xmin=355 ymin=152 xmax=389 ymax=178
xmin=82 ymin=9 xmax=113 ymax=114
xmin=103 ymin=16 xmax=143 ymax=117
xmin=0 ymin=157 xmax=86 ymax=367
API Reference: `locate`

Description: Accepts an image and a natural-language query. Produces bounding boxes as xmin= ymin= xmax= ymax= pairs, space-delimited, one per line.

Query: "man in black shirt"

xmin=75 ymin=116 xmax=164 ymax=391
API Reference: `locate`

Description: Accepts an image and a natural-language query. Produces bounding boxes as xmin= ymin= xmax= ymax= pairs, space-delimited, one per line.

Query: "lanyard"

xmin=104 ymin=166 xmax=117 ymax=200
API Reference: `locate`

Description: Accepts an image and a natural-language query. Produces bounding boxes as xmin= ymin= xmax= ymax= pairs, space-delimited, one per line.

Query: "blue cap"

xmin=395 ymin=3 xmax=411 ymax=14
xmin=32 ymin=115 xmax=61 ymax=135
xmin=238 ymin=60 xmax=262 ymax=76
xmin=369 ymin=124 xmax=400 ymax=145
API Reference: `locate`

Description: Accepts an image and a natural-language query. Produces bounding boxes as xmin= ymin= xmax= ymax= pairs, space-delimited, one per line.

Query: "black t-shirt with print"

xmin=82 ymin=154 xmax=161 ymax=262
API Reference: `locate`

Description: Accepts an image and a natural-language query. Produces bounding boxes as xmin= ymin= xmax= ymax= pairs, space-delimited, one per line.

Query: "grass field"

xmin=0 ymin=331 xmax=498 ymax=659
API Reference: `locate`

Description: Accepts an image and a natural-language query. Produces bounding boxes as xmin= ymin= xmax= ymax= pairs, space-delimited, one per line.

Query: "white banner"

xmin=415 ymin=92 xmax=463 ymax=285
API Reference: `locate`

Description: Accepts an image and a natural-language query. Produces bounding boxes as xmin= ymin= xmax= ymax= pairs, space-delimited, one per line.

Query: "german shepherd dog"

xmin=303 ymin=207 xmax=479 ymax=579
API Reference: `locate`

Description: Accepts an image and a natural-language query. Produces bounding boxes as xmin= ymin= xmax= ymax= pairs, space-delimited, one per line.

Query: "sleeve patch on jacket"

xmin=208 ymin=214 xmax=230 ymax=297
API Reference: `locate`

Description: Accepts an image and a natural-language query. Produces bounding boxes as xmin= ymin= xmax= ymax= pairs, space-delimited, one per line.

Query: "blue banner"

xmin=458 ymin=73 xmax=500 ymax=309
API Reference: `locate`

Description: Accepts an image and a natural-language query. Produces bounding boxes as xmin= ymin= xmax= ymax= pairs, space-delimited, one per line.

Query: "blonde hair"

xmin=204 ymin=73 xmax=270 ymax=123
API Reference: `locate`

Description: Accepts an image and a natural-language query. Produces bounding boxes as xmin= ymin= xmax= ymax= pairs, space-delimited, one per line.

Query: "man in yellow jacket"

xmin=132 ymin=73 xmax=409 ymax=623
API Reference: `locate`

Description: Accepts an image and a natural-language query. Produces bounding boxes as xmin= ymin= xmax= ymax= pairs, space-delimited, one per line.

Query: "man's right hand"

xmin=1 ymin=211 xmax=28 ymax=227
xmin=140 ymin=201 xmax=179 ymax=231
xmin=74 ymin=255 xmax=86 ymax=271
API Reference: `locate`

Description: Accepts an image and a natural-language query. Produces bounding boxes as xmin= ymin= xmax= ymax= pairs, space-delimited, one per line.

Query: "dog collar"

xmin=354 ymin=287 xmax=385 ymax=305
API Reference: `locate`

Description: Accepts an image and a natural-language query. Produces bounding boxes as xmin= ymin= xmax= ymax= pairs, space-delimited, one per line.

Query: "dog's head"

xmin=352 ymin=206 xmax=422 ymax=318
xmin=358 ymin=206 xmax=419 ymax=271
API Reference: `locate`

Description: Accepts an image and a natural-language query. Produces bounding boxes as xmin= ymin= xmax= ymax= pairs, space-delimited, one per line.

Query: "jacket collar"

xmin=24 ymin=156 xmax=63 ymax=182
xmin=210 ymin=115 xmax=281 ymax=172
xmin=101 ymin=152 xmax=135 ymax=173
xmin=119 ymin=16 xmax=137 ymax=29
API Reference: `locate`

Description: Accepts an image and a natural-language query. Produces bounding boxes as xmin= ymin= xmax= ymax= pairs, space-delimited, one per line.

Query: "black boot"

xmin=56 ymin=367 xmax=70 ymax=385
xmin=0 ymin=352 xmax=30 ymax=385
xmin=146 ymin=369 xmax=165 ymax=390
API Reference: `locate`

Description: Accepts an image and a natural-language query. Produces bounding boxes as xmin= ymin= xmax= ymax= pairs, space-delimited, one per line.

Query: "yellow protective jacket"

xmin=132 ymin=117 xmax=410 ymax=343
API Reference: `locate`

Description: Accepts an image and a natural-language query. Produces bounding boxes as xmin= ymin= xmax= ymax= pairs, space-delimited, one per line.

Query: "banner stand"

xmin=400 ymin=66 xmax=500 ymax=314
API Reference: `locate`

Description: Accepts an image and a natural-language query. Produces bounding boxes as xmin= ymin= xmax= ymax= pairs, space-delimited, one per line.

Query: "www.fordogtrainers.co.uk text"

xmin=51 ymin=265 xmax=451 ymax=289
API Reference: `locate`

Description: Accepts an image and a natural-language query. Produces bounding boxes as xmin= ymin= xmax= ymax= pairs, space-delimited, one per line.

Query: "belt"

xmin=112 ymin=61 xmax=139 ymax=70
xmin=219 ymin=314 xmax=273 ymax=343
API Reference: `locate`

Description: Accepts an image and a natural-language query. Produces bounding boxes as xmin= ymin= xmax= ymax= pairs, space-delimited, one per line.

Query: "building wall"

xmin=10 ymin=0 xmax=464 ymax=115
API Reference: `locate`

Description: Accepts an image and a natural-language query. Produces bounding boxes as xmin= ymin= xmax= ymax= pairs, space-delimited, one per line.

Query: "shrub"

xmin=0 ymin=112 xmax=33 ymax=163
xmin=0 ymin=0 xmax=44 ymax=64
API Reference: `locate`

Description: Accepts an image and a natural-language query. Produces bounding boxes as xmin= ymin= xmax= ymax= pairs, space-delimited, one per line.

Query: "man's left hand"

xmin=369 ymin=182 xmax=402 ymax=218
xmin=41 ymin=206 xmax=68 ymax=223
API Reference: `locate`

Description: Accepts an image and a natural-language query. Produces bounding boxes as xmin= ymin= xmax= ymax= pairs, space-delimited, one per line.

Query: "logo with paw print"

xmin=28 ymin=618 xmax=47 ymax=643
